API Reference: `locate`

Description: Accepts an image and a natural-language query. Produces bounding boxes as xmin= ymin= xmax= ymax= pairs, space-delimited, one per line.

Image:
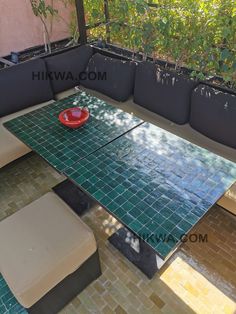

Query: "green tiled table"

xmin=0 ymin=276 xmax=26 ymax=314
xmin=4 ymin=93 xmax=236 ymax=278
xmin=64 ymin=122 xmax=236 ymax=277
xmin=4 ymin=92 xmax=142 ymax=172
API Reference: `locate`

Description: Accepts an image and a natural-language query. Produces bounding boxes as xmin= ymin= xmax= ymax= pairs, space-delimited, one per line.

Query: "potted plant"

xmin=91 ymin=0 xmax=235 ymax=131
xmin=30 ymin=0 xmax=58 ymax=53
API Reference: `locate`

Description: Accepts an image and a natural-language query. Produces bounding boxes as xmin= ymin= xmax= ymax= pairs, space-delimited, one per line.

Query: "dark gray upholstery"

xmin=82 ymin=53 xmax=136 ymax=102
xmin=134 ymin=61 xmax=197 ymax=124
xmin=28 ymin=250 xmax=101 ymax=314
xmin=0 ymin=59 xmax=53 ymax=117
xmin=190 ymin=84 xmax=236 ymax=149
xmin=45 ymin=45 xmax=93 ymax=94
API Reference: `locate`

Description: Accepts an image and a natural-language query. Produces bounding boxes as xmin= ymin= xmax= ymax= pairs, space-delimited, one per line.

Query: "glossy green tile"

xmin=0 ymin=276 xmax=27 ymax=314
xmin=4 ymin=92 xmax=142 ymax=173
xmin=64 ymin=123 xmax=236 ymax=259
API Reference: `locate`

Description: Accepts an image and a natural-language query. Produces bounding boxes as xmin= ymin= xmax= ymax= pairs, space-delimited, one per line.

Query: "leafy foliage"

xmin=59 ymin=0 xmax=80 ymax=45
xmin=30 ymin=0 xmax=235 ymax=88
xmin=30 ymin=0 xmax=58 ymax=53
xmin=83 ymin=0 xmax=236 ymax=88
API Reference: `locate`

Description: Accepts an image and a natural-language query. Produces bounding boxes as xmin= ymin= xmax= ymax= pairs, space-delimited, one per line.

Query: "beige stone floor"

xmin=0 ymin=153 xmax=236 ymax=314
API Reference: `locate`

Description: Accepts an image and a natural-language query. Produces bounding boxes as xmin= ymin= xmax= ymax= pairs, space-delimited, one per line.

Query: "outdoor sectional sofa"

xmin=0 ymin=44 xmax=235 ymax=214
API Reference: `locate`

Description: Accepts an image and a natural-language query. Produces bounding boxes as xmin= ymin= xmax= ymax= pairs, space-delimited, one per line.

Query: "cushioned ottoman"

xmin=0 ymin=192 xmax=101 ymax=314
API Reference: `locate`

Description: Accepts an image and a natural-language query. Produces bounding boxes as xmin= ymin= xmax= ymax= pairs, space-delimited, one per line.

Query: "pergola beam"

xmin=104 ymin=0 xmax=110 ymax=43
xmin=75 ymin=0 xmax=87 ymax=44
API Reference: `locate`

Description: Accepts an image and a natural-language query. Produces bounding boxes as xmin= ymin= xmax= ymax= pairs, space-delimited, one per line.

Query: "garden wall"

xmin=0 ymin=0 xmax=72 ymax=56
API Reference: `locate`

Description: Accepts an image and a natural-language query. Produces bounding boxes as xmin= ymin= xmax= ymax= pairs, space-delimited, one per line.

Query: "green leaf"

xmin=221 ymin=49 xmax=231 ymax=60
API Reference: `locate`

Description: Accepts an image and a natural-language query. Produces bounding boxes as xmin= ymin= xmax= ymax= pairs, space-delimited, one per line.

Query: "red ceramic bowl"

xmin=59 ymin=107 xmax=90 ymax=129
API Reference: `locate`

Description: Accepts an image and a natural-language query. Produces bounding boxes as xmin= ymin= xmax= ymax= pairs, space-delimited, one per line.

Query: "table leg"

xmin=108 ymin=227 xmax=165 ymax=279
xmin=53 ymin=180 xmax=95 ymax=216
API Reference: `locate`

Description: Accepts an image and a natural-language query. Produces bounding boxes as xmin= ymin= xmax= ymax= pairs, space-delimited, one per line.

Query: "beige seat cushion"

xmin=0 ymin=100 xmax=54 ymax=168
xmin=0 ymin=192 xmax=97 ymax=308
xmin=218 ymin=183 xmax=236 ymax=214
xmin=55 ymin=88 xmax=76 ymax=100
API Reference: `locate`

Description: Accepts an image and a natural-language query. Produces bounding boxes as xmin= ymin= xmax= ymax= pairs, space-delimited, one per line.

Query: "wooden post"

xmin=104 ymin=0 xmax=110 ymax=43
xmin=75 ymin=0 xmax=87 ymax=44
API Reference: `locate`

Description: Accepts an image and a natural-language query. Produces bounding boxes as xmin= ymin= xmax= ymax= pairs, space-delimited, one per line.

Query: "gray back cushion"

xmin=190 ymin=84 xmax=236 ymax=149
xmin=82 ymin=53 xmax=136 ymax=101
xmin=134 ymin=61 xmax=197 ymax=124
xmin=0 ymin=58 xmax=53 ymax=118
xmin=45 ymin=45 xmax=93 ymax=94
